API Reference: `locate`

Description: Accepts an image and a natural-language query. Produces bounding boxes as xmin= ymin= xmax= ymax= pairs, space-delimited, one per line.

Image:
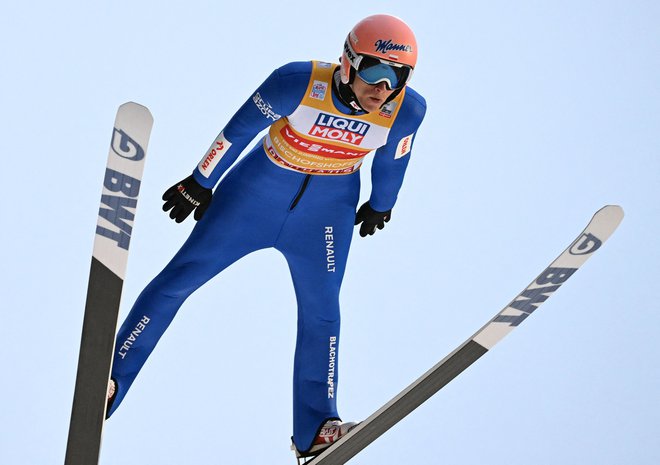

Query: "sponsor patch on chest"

xmin=310 ymin=80 xmax=328 ymax=100
xmin=309 ymin=113 xmax=371 ymax=145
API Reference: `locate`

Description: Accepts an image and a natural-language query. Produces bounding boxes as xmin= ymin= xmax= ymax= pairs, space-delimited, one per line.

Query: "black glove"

xmin=162 ymin=175 xmax=213 ymax=223
xmin=354 ymin=202 xmax=392 ymax=237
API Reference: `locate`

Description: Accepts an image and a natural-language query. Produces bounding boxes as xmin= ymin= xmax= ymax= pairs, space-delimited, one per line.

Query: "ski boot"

xmin=291 ymin=420 xmax=359 ymax=464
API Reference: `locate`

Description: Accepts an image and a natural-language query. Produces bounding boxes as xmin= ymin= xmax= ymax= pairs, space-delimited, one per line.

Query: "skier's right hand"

xmin=162 ymin=175 xmax=213 ymax=223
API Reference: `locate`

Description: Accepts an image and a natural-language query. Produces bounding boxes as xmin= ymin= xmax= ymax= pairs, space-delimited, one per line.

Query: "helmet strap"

xmin=333 ymin=67 xmax=366 ymax=113
xmin=383 ymin=86 xmax=405 ymax=106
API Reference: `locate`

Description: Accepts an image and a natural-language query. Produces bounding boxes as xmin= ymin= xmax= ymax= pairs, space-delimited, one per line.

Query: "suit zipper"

xmin=288 ymin=109 xmax=356 ymax=211
xmin=290 ymin=174 xmax=311 ymax=210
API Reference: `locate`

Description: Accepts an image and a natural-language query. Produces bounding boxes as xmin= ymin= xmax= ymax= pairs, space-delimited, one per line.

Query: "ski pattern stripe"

xmin=65 ymin=258 xmax=124 ymax=464
xmin=308 ymin=205 xmax=624 ymax=465
xmin=65 ymin=103 xmax=153 ymax=465
xmin=313 ymin=341 xmax=489 ymax=465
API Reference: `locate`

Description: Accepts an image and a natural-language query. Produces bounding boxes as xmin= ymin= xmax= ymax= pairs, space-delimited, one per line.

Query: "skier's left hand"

xmin=355 ymin=202 xmax=392 ymax=237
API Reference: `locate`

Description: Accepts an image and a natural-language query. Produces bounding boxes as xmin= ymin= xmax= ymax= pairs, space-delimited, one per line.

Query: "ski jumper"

xmin=107 ymin=61 xmax=426 ymax=452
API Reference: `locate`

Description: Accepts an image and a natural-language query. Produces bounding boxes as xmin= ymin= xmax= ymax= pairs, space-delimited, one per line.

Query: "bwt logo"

xmin=309 ymin=113 xmax=370 ymax=145
xmin=97 ymin=168 xmax=140 ymax=250
xmin=569 ymin=233 xmax=602 ymax=256
xmin=96 ymin=127 xmax=144 ymax=250
xmin=494 ymin=266 xmax=577 ymax=327
xmin=111 ymin=128 xmax=145 ymax=161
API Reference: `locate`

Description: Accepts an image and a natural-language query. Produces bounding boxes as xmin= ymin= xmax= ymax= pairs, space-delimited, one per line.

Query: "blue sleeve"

xmin=369 ymin=87 xmax=427 ymax=212
xmin=191 ymin=61 xmax=312 ymax=188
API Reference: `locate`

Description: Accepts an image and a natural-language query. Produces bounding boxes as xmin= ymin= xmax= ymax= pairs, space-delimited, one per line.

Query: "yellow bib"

xmin=263 ymin=61 xmax=405 ymax=175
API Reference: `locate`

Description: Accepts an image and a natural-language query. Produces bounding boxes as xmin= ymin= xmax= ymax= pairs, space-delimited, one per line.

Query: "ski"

xmin=306 ymin=205 xmax=624 ymax=465
xmin=65 ymin=102 xmax=153 ymax=465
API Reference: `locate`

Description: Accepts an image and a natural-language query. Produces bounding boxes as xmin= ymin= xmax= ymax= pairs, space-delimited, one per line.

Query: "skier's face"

xmin=351 ymin=77 xmax=395 ymax=113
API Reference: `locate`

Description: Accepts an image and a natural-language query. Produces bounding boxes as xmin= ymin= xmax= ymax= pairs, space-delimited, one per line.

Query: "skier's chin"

xmin=359 ymin=97 xmax=384 ymax=113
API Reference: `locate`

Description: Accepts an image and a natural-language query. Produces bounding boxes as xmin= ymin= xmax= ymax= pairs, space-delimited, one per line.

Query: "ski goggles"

xmin=356 ymin=56 xmax=413 ymax=90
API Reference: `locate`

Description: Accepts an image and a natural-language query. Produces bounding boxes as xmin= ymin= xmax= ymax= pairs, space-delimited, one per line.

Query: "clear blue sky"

xmin=2 ymin=1 xmax=659 ymax=464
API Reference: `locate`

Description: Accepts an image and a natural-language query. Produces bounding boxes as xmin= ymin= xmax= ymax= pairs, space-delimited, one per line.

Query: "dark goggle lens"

xmin=357 ymin=56 xmax=410 ymax=89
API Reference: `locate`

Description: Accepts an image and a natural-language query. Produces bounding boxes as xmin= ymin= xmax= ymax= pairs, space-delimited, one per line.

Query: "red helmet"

xmin=340 ymin=14 xmax=418 ymax=90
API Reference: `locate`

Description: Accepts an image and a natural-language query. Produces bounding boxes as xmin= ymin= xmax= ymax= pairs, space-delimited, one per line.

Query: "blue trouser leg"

xmin=276 ymin=173 xmax=359 ymax=452
xmin=109 ymin=148 xmax=361 ymax=452
xmin=109 ymin=150 xmax=291 ymax=416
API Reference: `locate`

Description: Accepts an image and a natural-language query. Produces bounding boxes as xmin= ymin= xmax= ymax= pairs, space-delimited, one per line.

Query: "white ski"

xmin=65 ymin=102 xmax=153 ymax=465
xmin=307 ymin=205 xmax=624 ymax=465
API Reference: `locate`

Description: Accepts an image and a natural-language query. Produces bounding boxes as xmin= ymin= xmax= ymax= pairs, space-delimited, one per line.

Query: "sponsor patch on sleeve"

xmin=395 ymin=133 xmax=414 ymax=159
xmin=253 ymin=92 xmax=281 ymax=121
xmin=197 ymin=132 xmax=232 ymax=178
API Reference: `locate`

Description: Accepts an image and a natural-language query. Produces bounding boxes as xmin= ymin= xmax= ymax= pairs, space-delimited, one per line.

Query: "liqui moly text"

xmin=309 ymin=113 xmax=370 ymax=145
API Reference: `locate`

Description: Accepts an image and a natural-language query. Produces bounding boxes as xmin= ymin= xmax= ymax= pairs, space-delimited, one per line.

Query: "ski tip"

xmin=588 ymin=205 xmax=624 ymax=242
xmin=120 ymin=101 xmax=149 ymax=110
xmin=598 ymin=204 xmax=624 ymax=223
xmin=118 ymin=101 xmax=153 ymax=121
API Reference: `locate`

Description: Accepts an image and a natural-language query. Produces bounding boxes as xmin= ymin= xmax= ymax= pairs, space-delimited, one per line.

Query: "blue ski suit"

xmin=108 ymin=60 xmax=426 ymax=452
